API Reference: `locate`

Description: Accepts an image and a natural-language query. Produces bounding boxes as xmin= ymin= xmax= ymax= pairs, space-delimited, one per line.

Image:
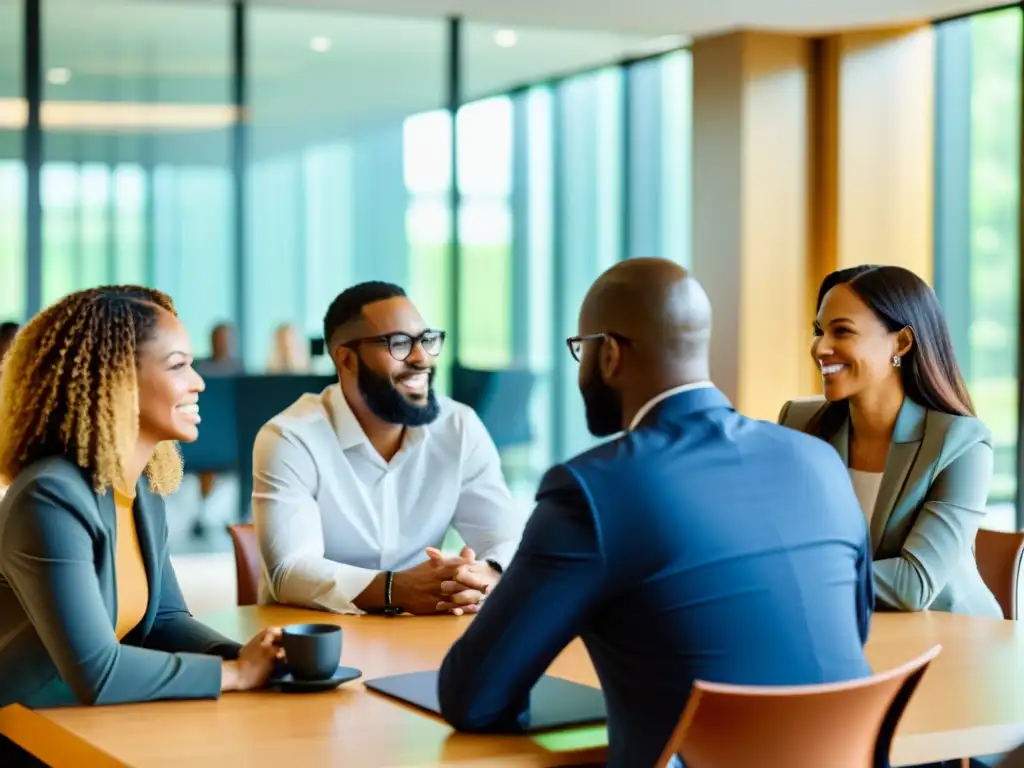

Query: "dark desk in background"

xmin=178 ymin=374 xmax=335 ymax=521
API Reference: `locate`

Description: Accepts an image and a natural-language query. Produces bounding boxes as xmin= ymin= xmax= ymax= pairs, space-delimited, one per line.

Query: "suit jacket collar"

xmin=828 ymin=396 xmax=927 ymax=552
xmin=634 ymin=386 xmax=733 ymax=430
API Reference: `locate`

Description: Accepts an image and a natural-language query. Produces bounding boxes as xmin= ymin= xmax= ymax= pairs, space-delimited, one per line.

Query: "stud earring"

xmin=892 ymin=355 xmax=901 ymax=368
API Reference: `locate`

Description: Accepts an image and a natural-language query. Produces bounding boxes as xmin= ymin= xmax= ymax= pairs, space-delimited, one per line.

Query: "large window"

xmin=41 ymin=0 xmax=234 ymax=357
xmin=0 ymin=0 xmax=24 ymax=322
xmin=555 ymin=67 xmax=625 ymax=458
xmin=248 ymin=8 xmax=447 ymax=372
xmin=626 ymin=51 xmax=692 ymax=265
xmin=456 ymin=96 xmax=514 ymax=369
xmin=403 ymin=108 xmax=453 ymax=390
xmin=935 ymin=7 xmax=1021 ymax=519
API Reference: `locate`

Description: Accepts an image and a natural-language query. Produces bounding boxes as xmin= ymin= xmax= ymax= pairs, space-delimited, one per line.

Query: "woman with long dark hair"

xmin=779 ymin=265 xmax=1001 ymax=617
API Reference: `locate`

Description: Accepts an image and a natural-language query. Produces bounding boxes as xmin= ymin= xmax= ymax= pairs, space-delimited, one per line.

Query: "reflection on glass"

xmin=0 ymin=0 xmax=24 ymax=322
xmin=457 ymin=97 xmax=513 ymax=370
xmin=41 ymin=0 xmax=234 ymax=356
xmin=248 ymin=7 xmax=447 ymax=373
xmin=968 ymin=9 xmax=1021 ymax=504
xmin=557 ymin=68 xmax=624 ymax=458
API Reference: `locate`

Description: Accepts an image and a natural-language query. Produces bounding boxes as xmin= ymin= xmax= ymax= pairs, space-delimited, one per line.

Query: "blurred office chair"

xmin=234 ymin=374 xmax=335 ymax=521
xmin=975 ymin=529 xmax=1024 ymax=620
xmin=655 ymin=645 xmax=942 ymax=768
xmin=451 ymin=365 xmax=535 ymax=451
xmin=226 ymin=523 xmax=260 ymax=607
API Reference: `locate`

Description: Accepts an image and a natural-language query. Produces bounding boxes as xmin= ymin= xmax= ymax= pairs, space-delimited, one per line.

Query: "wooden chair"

xmin=226 ymin=523 xmax=260 ymax=607
xmin=654 ymin=645 xmax=942 ymax=768
xmin=975 ymin=529 xmax=1024 ymax=620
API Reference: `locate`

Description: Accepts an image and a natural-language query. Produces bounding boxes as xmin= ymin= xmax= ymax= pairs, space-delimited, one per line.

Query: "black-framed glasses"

xmin=566 ymin=332 xmax=629 ymax=362
xmin=344 ymin=329 xmax=446 ymax=362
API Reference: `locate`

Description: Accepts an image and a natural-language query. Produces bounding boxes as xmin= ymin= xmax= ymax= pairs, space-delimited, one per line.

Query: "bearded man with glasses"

xmin=251 ymin=281 xmax=522 ymax=616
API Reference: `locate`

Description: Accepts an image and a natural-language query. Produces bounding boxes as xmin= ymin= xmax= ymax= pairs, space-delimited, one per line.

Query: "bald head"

xmin=580 ymin=258 xmax=712 ymax=373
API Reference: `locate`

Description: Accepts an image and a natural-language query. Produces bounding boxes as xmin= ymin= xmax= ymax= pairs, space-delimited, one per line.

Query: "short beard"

xmin=357 ymin=358 xmax=440 ymax=427
xmin=580 ymin=368 xmax=622 ymax=437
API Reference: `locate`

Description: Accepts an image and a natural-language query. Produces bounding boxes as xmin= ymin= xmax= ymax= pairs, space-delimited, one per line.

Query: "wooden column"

xmin=692 ymin=31 xmax=815 ymax=420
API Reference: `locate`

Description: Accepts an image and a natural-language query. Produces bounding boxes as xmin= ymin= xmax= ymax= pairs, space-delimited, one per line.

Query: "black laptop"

xmin=364 ymin=670 xmax=607 ymax=733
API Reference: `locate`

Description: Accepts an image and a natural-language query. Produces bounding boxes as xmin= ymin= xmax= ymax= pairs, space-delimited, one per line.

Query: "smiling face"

xmin=812 ymin=283 xmax=905 ymax=403
xmin=336 ymin=297 xmax=441 ymax=426
xmin=136 ymin=309 xmax=205 ymax=444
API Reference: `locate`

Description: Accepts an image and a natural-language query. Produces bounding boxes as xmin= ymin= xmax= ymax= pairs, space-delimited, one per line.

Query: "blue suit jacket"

xmin=438 ymin=387 xmax=873 ymax=768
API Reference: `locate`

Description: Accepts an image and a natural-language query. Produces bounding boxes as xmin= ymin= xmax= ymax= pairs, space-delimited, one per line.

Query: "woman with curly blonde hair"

xmin=0 ymin=286 xmax=282 ymax=710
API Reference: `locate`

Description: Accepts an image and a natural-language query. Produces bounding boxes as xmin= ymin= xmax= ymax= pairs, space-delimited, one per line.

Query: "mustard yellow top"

xmin=113 ymin=488 xmax=149 ymax=640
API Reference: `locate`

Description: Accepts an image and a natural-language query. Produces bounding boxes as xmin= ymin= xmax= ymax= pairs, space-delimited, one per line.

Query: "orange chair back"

xmin=975 ymin=528 xmax=1024 ymax=620
xmin=226 ymin=523 xmax=260 ymax=607
xmin=655 ymin=645 xmax=942 ymax=768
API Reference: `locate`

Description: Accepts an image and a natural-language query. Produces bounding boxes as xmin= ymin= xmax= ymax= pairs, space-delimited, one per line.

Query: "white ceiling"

xmin=212 ymin=0 xmax=1003 ymax=36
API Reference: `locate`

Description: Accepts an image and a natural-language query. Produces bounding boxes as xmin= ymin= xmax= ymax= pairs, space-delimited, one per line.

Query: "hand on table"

xmin=391 ymin=555 xmax=468 ymax=615
xmin=221 ymin=627 xmax=284 ymax=692
xmin=425 ymin=546 xmax=501 ymax=616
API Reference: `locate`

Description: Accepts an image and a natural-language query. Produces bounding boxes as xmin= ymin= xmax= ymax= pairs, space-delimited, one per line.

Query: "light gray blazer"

xmin=778 ymin=396 xmax=1002 ymax=618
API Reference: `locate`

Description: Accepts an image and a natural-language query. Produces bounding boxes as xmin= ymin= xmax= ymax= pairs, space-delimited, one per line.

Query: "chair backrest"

xmin=226 ymin=523 xmax=260 ymax=607
xmin=655 ymin=645 xmax=942 ymax=768
xmin=451 ymin=365 xmax=535 ymax=450
xmin=975 ymin=528 xmax=1024 ymax=620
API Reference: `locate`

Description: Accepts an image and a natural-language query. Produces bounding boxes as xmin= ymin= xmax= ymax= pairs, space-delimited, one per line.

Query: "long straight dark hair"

xmin=807 ymin=265 xmax=974 ymax=439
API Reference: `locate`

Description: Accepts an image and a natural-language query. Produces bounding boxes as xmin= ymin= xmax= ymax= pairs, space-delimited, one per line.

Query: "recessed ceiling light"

xmin=310 ymin=36 xmax=331 ymax=53
xmin=47 ymin=67 xmax=71 ymax=85
xmin=493 ymin=29 xmax=518 ymax=48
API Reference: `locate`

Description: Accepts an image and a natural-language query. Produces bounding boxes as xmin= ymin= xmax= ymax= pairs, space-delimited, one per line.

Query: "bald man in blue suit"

xmin=437 ymin=259 xmax=874 ymax=768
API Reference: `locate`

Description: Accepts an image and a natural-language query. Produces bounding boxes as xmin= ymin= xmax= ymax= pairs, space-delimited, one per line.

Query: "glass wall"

xmin=0 ymin=0 xmax=24 ymax=322
xmin=554 ymin=67 xmax=625 ymax=458
xmin=247 ymin=8 xmax=448 ymax=373
xmin=626 ymin=50 xmax=692 ymax=264
xmin=935 ymin=6 xmax=1021 ymax=517
xmin=40 ymin=0 xmax=234 ymax=358
xmin=4 ymin=2 xmax=696 ymax=502
xmin=456 ymin=96 xmax=514 ymax=370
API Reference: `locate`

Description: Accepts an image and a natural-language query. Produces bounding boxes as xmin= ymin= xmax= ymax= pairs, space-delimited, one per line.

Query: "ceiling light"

xmin=493 ymin=29 xmax=518 ymax=48
xmin=310 ymin=37 xmax=331 ymax=53
xmin=47 ymin=67 xmax=72 ymax=85
xmin=0 ymin=98 xmax=240 ymax=132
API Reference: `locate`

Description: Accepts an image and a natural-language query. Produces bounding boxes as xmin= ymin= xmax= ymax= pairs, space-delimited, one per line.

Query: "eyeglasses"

xmin=344 ymin=330 xmax=446 ymax=362
xmin=566 ymin=332 xmax=629 ymax=362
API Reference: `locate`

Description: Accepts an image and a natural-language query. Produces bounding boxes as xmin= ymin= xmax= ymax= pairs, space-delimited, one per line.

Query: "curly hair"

xmin=0 ymin=285 xmax=184 ymax=495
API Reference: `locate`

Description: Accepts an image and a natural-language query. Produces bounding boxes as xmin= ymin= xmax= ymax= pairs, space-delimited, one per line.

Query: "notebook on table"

xmin=364 ymin=670 xmax=607 ymax=733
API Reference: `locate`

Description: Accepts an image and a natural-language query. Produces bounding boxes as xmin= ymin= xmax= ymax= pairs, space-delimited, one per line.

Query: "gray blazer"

xmin=779 ymin=396 xmax=1002 ymax=618
xmin=0 ymin=456 xmax=242 ymax=708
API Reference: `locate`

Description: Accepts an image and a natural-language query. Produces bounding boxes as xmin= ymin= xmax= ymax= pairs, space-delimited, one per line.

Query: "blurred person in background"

xmin=267 ymin=323 xmax=311 ymax=374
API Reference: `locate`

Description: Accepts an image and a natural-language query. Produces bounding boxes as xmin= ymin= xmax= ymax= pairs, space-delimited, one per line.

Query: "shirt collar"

xmin=327 ymin=383 xmax=431 ymax=458
xmin=628 ymin=381 xmax=715 ymax=431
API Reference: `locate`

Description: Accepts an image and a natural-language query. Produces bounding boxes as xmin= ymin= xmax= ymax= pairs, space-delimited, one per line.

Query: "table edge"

xmin=0 ymin=704 xmax=128 ymax=767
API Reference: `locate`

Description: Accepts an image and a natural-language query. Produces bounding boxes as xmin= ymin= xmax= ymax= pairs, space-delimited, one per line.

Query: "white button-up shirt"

xmin=251 ymin=384 xmax=524 ymax=614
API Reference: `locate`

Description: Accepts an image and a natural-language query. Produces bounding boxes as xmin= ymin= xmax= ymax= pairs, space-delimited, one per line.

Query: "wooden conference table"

xmin=3 ymin=606 xmax=1024 ymax=767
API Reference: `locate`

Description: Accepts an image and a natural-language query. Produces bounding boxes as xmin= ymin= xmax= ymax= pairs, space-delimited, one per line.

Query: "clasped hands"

xmin=425 ymin=545 xmax=500 ymax=616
